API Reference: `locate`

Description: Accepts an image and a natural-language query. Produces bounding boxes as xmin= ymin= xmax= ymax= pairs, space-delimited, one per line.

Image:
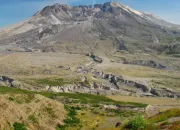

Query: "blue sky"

xmin=0 ymin=0 xmax=180 ymax=27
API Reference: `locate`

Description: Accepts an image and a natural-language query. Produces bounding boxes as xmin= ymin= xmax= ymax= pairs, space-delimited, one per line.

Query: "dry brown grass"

xmin=108 ymin=95 xmax=180 ymax=105
xmin=76 ymin=109 xmax=120 ymax=130
xmin=104 ymin=65 xmax=179 ymax=79
xmin=148 ymin=109 xmax=180 ymax=123
xmin=0 ymin=94 xmax=66 ymax=130
xmin=0 ymin=52 xmax=89 ymax=76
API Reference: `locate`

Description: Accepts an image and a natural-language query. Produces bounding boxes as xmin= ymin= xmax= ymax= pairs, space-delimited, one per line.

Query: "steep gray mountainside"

xmin=0 ymin=2 xmax=180 ymax=54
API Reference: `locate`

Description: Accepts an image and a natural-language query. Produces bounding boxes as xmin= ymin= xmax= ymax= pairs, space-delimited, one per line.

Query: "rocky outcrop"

xmin=45 ymin=84 xmax=113 ymax=95
xmin=0 ymin=76 xmax=13 ymax=83
xmin=125 ymin=60 xmax=167 ymax=69
xmin=77 ymin=67 xmax=92 ymax=74
xmin=158 ymin=43 xmax=180 ymax=55
xmin=100 ymin=72 xmax=151 ymax=93
xmin=91 ymin=70 xmax=180 ymax=98
xmin=94 ymin=56 xmax=103 ymax=63
xmin=0 ymin=76 xmax=14 ymax=87
xmin=38 ymin=25 xmax=59 ymax=39
xmin=135 ymin=83 xmax=151 ymax=93
xmin=47 ymin=85 xmax=79 ymax=93
xmin=150 ymin=87 xmax=180 ymax=98
xmin=2 ymin=73 xmax=179 ymax=98
xmin=0 ymin=76 xmax=26 ymax=88
xmin=88 ymin=53 xmax=103 ymax=63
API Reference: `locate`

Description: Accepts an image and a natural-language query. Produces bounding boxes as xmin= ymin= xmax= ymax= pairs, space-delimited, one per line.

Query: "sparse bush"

xmin=92 ymin=104 xmax=100 ymax=107
xmin=124 ymin=115 xmax=148 ymax=130
xmin=56 ymin=105 xmax=80 ymax=130
xmin=13 ymin=122 xmax=27 ymax=130
xmin=71 ymin=106 xmax=81 ymax=110
xmin=0 ymin=86 xmax=147 ymax=108
xmin=43 ymin=107 xmax=56 ymax=119
xmin=25 ymin=94 xmax=35 ymax=103
xmin=8 ymin=97 xmax=14 ymax=101
xmin=28 ymin=115 xmax=38 ymax=123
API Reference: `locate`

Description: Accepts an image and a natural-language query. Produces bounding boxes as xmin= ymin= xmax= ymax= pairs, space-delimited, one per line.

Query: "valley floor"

xmin=0 ymin=51 xmax=180 ymax=129
xmin=108 ymin=95 xmax=180 ymax=105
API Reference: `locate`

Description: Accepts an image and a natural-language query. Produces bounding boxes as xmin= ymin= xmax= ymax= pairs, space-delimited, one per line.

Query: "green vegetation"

xmin=34 ymin=78 xmax=72 ymax=86
xmin=8 ymin=94 xmax=35 ymax=104
xmin=5 ymin=86 xmax=180 ymax=130
xmin=91 ymin=107 xmax=138 ymax=117
xmin=105 ymin=67 xmax=178 ymax=79
xmin=107 ymin=109 xmax=137 ymax=117
xmin=161 ymin=37 xmax=176 ymax=43
xmin=0 ymin=86 xmax=147 ymax=108
xmin=169 ymin=121 xmax=180 ymax=130
xmin=8 ymin=96 xmax=15 ymax=101
xmin=175 ymin=37 xmax=180 ymax=42
xmin=123 ymin=115 xmax=149 ymax=130
xmin=0 ymin=86 xmax=148 ymax=130
xmin=43 ymin=107 xmax=56 ymax=119
xmin=22 ymin=78 xmax=79 ymax=86
xmin=151 ymin=79 xmax=180 ymax=89
xmin=26 ymin=77 xmax=91 ymax=88
xmin=169 ymin=54 xmax=180 ymax=58
xmin=28 ymin=115 xmax=38 ymax=124
xmin=149 ymin=109 xmax=180 ymax=123
xmin=56 ymin=105 xmax=81 ymax=130
xmin=155 ymin=115 xmax=180 ymax=130
xmin=155 ymin=120 xmax=180 ymax=130
xmin=42 ymin=93 xmax=147 ymax=108
xmin=13 ymin=122 xmax=27 ymax=130
xmin=0 ymin=86 xmax=35 ymax=95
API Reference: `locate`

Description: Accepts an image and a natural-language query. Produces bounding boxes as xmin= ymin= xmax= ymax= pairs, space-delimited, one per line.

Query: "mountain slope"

xmin=0 ymin=2 xmax=180 ymax=54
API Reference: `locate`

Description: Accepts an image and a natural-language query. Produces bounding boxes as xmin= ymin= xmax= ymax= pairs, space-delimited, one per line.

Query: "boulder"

xmin=135 ymin=83 xmax=151 ymax=93
xmin=0 ymin=76 xmax=13 ymax=83
xmin=150 ymin=88 xmax=175 ymax=98
xmin=0 ymin=76 xmax=14 ymax=87
xmin=115 ymin=122 xmax=121 ymax=128
xmin=94 ymin=56 xmax=103 ymax=63
xmin=92 ymin=82 xmax=100 ymax=89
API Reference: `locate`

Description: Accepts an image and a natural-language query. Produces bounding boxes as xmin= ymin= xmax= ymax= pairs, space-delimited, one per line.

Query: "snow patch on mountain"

xmin=111 ymin=2 xmax=143 ymax=17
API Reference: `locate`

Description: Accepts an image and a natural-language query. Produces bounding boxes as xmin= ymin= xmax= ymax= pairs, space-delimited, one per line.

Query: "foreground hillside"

xmin=0 ymin=86 xmax=180 ymax=130
xmin=0 ymin=91 xmax=66 ymax=129
xmin=0 ymin=86 xmax=146 ymax=130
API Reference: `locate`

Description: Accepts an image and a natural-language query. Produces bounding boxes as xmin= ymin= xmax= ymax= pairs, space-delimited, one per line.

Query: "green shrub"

xmin=124 ymin=115 xmax=148 ymax=130
xmin=92 ymin=104 xmax=100 ymax=107
xmin=56 ymin=105 xmax=80 ymax=130
xmin=107 ymin=109 xmax=136 ymax=117
xmin=28 ymin=115 xmax=38 ymax=123
xmin=13 ymin=122 xmax=27 ymax=130
xmin=43 ymin=107 xmax=56 ymax=119
xmin=0 ymin=86 xmax=147 ymax=108
xmin=8 ymin=97 xmax=15 ymax=101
